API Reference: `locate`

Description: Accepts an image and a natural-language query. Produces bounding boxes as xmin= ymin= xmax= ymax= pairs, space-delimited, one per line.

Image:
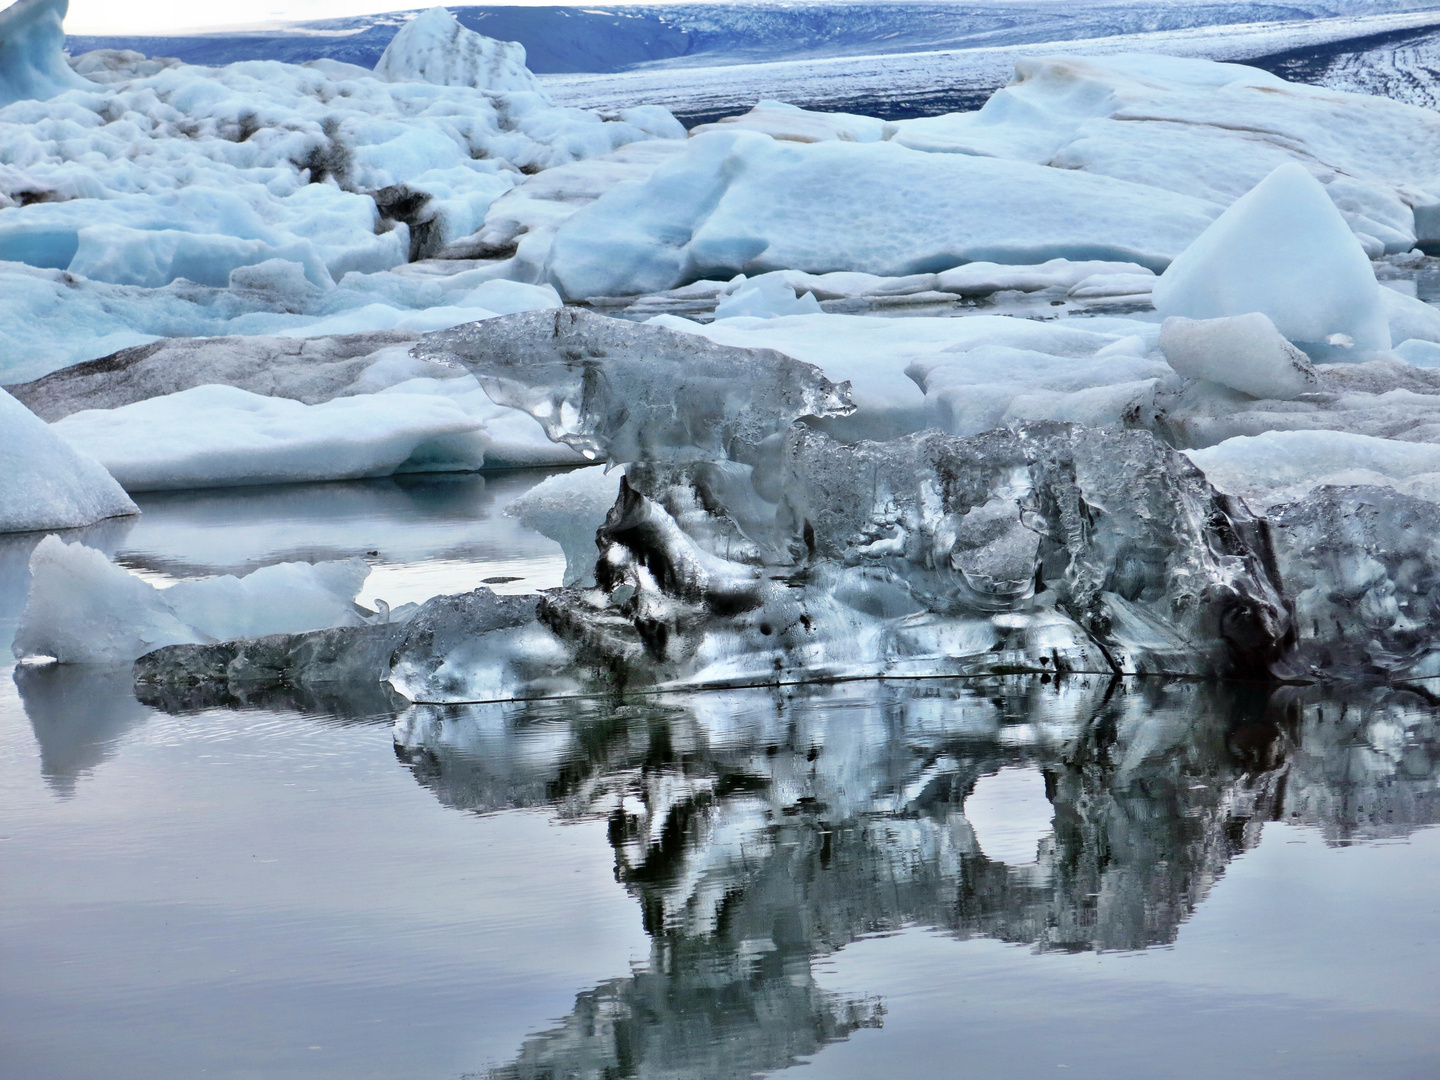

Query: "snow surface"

xmin=374 ymin=7 xmax=544 ymax=95
xmin=0 ymin=386 xmax=135 ymax=534
xmin=11 ymin=534 xmax=370 ymax=663
xmin=1153 ymin=163 xmax=1392 ymax=351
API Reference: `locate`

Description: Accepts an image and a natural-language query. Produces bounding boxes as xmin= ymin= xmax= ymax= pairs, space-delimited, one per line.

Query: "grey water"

xmin=4 ymin=469 xmax=1440 ymax=1079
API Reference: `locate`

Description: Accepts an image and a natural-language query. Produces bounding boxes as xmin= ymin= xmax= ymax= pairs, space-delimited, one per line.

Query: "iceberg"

xmin=1152 ymin=163 xmax=1392 ymax=351
xmin=544 ymin=128 xmax=1219 ymax=299
xmin=1158 ymin=313 xmax=1322 ymax=401
xmin=12 ymin=535 xmax=370 ymax=664
xmin=0 ymin=387 xmax=136 ymax=534
xmin=713 ymin=275 xmax=823 ymax=319
xmin=4 ymin=330 xmax=437 ymax=420
xmin=535 ymin=421 xmax=1288 ymax=687
xmin=374 ymin=7 xmax=545 ymax=96
xmin=0 ymin=0 xmax=90 ymax=107
xmin=412 ymin=308 xmax=854 ymax=464
xmin=893 ymin=54 xmax=1440 ymax=254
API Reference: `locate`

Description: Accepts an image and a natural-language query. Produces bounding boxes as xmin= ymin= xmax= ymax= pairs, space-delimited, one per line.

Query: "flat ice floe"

xmin=890 ymin=54 xmax=1440 ymax=255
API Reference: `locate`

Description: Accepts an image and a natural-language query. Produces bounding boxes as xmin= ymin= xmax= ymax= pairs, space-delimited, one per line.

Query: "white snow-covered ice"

xmin=0 ymin=386 xmax=136 ymax=534
xmin=50 ymin=384 xmax=490 ymax=491
xmin=1153 ymin=162 xmax=1393 ymax=351
xmin=1187 ymin=430 xmax=1440 ymax=511
xmin=373 ymin=7 xmax=544 ymax=95
xmin=505 ymin=465 xmax=620 ymax=586
xmin=1158 ymin=313 xmax=1322 ymax=400
xmin=12 ymin=534 xmax=371 ymax=663
xmin=544 ymin=127 xmax=1218 ymax=298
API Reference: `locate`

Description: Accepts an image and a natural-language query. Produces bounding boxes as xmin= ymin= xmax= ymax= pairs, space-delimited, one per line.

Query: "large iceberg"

xmin=374 ymin=7 xmax=545 ymax=95
xmin=543 ymin=129 xmax=1218 ymax=299
xmin=0 ymin=386 xmax=136 ymax=534
xmin=891 ymin=54 xmax=1440 ymax=255
xmin=541 ymin=423 xmax=1286 ymax=686
xmin=412 ymin=308 xmax=854 ymax=463
xmin=0 ymin=0 xmax=89 ymax=108
xmin=410 ymin=314 xmax=1288 ymax=683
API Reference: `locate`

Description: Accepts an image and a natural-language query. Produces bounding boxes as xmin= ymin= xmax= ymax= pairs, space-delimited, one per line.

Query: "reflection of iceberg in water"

xmin=14 ymin=664 xmax=152 ymax=798
xmin=393 ymin=676 xmax=1440 ymax=1078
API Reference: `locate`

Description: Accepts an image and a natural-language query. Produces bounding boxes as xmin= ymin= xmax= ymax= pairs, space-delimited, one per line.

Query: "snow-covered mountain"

xmin=66 ymin=2 xmax=1440 ymax=76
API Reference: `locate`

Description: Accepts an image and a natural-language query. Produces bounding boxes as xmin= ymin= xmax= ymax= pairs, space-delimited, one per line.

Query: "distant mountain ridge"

xmin=66 ymin=2 xmax=1440 ymax=76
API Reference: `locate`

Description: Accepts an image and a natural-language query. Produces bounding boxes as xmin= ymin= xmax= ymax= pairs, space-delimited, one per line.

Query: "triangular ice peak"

xmin=1153 ymin=162 xmax=1390 ymax=351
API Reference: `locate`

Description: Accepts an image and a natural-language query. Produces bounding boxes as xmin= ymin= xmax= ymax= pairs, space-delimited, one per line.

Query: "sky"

xmin=62 ymin=1 xmax=545 ymax=36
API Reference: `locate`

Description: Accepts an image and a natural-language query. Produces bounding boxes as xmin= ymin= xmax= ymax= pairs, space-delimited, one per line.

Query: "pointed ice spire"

xmin=1153 ymin=162 xmax=1390 ymax=351
xmin=0 ymin=0 xmax=92 ymax=107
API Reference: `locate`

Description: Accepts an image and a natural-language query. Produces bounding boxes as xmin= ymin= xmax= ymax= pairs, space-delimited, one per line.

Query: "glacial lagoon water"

xmin=3 ymin=469 xmax=1440 ymax=1079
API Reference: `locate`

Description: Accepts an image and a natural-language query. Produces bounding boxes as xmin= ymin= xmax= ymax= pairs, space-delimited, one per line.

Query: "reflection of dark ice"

xmin=392 ymin=676 xmax=1440 ymax=1078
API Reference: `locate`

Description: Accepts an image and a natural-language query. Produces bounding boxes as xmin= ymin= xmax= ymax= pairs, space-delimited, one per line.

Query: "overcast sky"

xmin=63 ymin=1 xmax=568 ymax=36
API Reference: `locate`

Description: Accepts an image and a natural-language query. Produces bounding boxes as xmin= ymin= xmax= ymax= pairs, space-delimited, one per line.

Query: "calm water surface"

xmin=3 ymin=471 xmax=1439 ymax=1079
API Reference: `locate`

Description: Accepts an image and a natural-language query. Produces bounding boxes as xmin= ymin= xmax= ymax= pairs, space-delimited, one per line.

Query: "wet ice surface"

xmin=4 ymin=467 xmax=1440 ymax=1079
